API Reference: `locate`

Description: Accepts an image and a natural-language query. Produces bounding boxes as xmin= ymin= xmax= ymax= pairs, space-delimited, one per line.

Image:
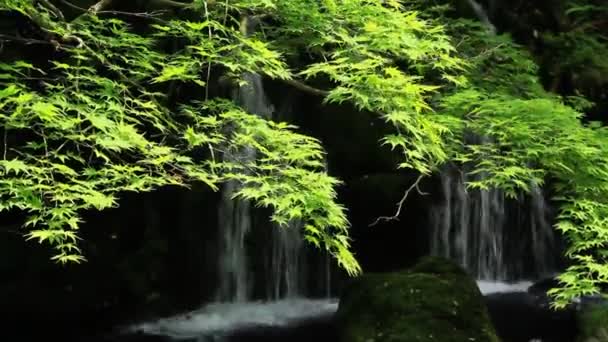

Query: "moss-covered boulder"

xmin=335 ymin=256 xmax=499 ymax=342
xmin=578 ymin=303 xmax=608 ymax=342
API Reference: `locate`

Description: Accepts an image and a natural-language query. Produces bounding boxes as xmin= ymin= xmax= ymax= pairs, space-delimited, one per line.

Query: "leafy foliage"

xmin=431 ymin=15 xmax=608 ymax=307
xmin=1 ymin=0 xmax=608 ymax=307
xmin=541 ymin=0 xmax=608 ymax=91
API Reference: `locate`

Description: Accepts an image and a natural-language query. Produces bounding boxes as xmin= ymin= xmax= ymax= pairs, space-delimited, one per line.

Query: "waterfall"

xmin=216 ymin=72 xmax=314 ymax=302
xmin=267 ymin=220 xmax=305 ymax=299
xmin=217 ymin=180 xmax=253 ymax=302
xmin=428 ymin=0 xmax=557 ymax=282
xmin=216 ymin=73 xmax=271 ymax=302
xmin=430 ymin=160 xmax=557 ymax=280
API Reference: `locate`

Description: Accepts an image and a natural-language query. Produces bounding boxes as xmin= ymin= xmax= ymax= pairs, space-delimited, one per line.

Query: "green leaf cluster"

xmin=541 ymin=0 xmax=608 ymax=90
xmin=2 ymin=0 xmax=608 ymax=306
xmin=432 ymin=15 xmax=608 ymax=307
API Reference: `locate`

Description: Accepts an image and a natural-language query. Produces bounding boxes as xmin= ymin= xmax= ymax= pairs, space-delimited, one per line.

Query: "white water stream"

xmin=430 ymin=1 xmax=557 ymax=283
xmin=127 ymin=299 xmax=339 ymax=339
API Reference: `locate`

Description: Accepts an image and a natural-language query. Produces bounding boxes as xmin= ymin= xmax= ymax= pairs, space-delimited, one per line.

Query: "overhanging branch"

xmin=220 ymin=75 xmax=329 ymax=97
xmin=282 ymin=79 xmax=329 ymax=97
xmin=39 ymin=0 xmax=65 ymax=20
xmin=148 ymin=0 xmax=210 ymax=8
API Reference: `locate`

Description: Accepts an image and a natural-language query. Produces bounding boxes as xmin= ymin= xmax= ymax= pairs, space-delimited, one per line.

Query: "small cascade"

xmin=216 ymin=71 xmax=327 ymax=302
xmin=430 ymin=165 xmax=557 ymax=280
xmin=216 ymin=72 xmax=272 ymax=302
xmin=266 ymin=220 xmax=306 ymax=300
xmin=528 ymin=183 xmax=556 ymax=276
xmin=324 ymin=250 xmax=332 ymax=298
xmin=429 ymin=0 xmax=557 ymax=282
xmin=217 ymin=179 xmax=254 ymax=302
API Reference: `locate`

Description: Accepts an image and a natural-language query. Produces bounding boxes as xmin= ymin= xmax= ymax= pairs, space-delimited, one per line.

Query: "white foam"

xmin=127 ymin=298 xmax=339 ymax=338
xmin=476 ymin=280 xmax=533 ymax=295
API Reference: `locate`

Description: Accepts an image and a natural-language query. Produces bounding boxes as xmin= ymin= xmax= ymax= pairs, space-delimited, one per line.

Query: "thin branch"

xmin=219 ymin=75 xmax=329 ymax=97
xmin=148 ymin=0 xmax=205 ymax=8
xmin=39 ymin=0 xmax=65 ymax=20
xmin=0 ymin=225 xmax=23 ymax=236
xmin=204 ymin=0 xmax=212 ymax=101
xmin=282 ymin=79 xmax=329 ymax=97
xmin=573 ymin=19 xmax=608 ymax=33
xmin=3 ymin=128 xmax=7 ymax=160
xmin=0 ymin=34 xmax=57 ymax=46
xmin=61 ymin=0 xmax=167 ymax=21
xmin=369 ymin=175 xmax=428 ymax=227
xmin=88 ymin=0 xmax=113 ymax=13
xmin=223 ymin=0 xmax=229 ymax=25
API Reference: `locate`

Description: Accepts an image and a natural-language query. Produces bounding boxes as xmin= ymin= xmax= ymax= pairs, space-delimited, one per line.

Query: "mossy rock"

xmin=578 ymin=303 xmax=608 ymax=342
xmin=335 ymin=256 xmax=499 ymax=342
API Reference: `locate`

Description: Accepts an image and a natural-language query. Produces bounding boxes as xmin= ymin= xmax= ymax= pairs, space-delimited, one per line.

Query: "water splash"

xmin=127 ymin=299 xmax=339 ymax=339
xmin=476 ymin=280 xmax=533 ymax=295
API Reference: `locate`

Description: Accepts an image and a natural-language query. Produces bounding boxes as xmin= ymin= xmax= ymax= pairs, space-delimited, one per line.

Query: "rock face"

xmin=578 ymin=303 xmax=608 ymax=342
xmin=335 ymin=256 xmax=499 ymax=342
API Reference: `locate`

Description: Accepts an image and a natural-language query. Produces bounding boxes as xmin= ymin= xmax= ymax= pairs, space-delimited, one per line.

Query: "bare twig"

xmin=3 ymin=128 xmax=7 ymax=160
xmin=219 ymin=75 xmax=329 ymax=97
xmin=0 ymin=34 xmax=57 ymax=46
xmin=223 ymin=0 xmax=229 ymax=25
xmin=61 ymin=0 xmax=167 ymax=21
xmin=369 ymin=174 xmax=428 ymax=227
xmin=0 ymin=225 xmax=23 ymax=236
xmin=39 ymin=0 xmax=65 ymax=20
xmin=88 ymin=0 xmax=113 ymax=13
xmin=148 ymin=0 xmax=206 ymax=8
xmin=204 ymin=0 xmax=212 ymax=100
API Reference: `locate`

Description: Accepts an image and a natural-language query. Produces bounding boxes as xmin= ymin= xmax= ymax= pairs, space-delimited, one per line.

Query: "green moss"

xmin=578 ymin=303 xmax=608 ymax=342
xmin=336 ymin=257 xmax=499 ymax=342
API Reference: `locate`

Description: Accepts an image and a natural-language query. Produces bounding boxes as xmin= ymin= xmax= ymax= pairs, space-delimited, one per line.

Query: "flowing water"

xmin=126 ymin=73 xmax=337 ymax=340
xmin=429 ymin=144 xmax=562 ymax=342
xmin=216 ymin=72 xmax=317 ymax=302
xmin=266 ymin=220 xmax=306 ymax=300
xmin=429 ymin=2 xmax=557 ymax=282
xmin=216 ymin=72 xmax=273 ymax=302
xmin=127 ymin=299 xmax=339 ymax=340
xmin=430 ymin=164 xmax=557 ymax=281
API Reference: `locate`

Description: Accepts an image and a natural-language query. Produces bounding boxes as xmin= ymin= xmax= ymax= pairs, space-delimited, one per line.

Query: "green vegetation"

xmin=0 ymin=0 xmax=606 ymax=307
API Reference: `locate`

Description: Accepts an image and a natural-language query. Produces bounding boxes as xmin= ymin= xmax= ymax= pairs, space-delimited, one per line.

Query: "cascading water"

xmin=217 ymin=67 xmax=334 ymax=303
xmin=267 ymin=220 xmax=305 ymax=300
xmin=430 ymin=2 xmax=558 ymax=282
xmin=216 ymin=72 xmax=314 ymax=302
xmin=129 ymin=63 xmax=337 ymax=342
xmin=430 ymin=164 xmax=557 ymax=281
xmin=216 ymin=72 xmax=272 ymax=302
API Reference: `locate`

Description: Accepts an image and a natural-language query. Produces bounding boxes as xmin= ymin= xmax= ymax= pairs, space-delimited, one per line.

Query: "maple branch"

xmin=282 ymin=79 xmax=329 ymax=97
